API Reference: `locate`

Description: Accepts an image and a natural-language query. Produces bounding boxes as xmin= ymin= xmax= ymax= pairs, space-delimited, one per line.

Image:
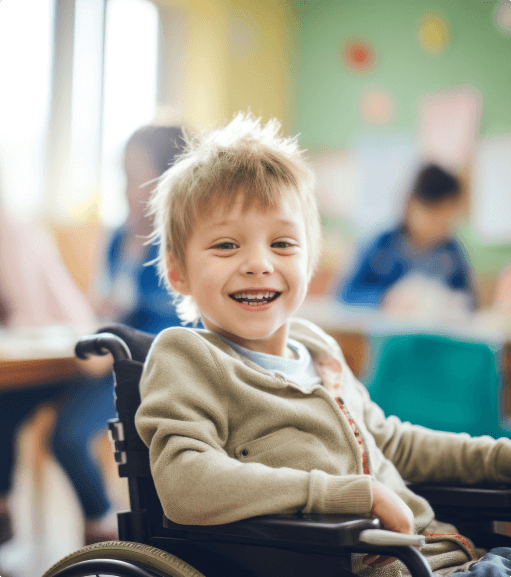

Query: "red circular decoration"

xmin=342 ymin=39 xmax=375 ymax=73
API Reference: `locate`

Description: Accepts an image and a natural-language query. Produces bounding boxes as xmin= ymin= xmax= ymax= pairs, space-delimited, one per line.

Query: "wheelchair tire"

xmin=41 ymin=540 xmax=206 ymax=577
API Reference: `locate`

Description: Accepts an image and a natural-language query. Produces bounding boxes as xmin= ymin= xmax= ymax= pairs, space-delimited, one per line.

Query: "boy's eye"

xmin=212 ymin=241 xmax=296 ymax=250
xmin=214 ymin=242 xmax=238 ymax=250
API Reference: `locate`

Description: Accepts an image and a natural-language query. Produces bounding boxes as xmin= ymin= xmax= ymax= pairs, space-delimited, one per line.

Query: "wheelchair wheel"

xmin=41 ymin=540 xmax=206 ymax=577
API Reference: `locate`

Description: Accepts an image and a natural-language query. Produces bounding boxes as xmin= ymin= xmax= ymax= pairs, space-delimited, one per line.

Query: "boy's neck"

xmin=204 ymin=321 xmax=294 ymax=359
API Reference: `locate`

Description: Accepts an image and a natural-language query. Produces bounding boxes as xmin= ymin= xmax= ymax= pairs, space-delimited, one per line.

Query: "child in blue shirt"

xmin=337 ymin=164 xmax=477 ymax=312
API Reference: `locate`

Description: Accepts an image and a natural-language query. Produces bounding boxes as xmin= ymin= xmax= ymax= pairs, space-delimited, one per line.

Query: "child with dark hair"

xmin=336 ymin=163 xmax=477 ymax=312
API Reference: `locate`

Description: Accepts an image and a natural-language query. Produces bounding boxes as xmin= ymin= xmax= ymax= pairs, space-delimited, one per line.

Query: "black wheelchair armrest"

xmin=407 ymin=482 xmax=511 ymax=522
xmin=407 ymin=483 xmax=511 ymax=521
xmin=163 ymin=513 xmax=433 ymax=577
xmin=164 ymin=512 xmax=380 ymax=549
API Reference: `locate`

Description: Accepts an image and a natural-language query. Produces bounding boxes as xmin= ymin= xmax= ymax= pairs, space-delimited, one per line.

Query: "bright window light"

xmin=0 ymin=0 xmax=54 ymax=219
xmin=100 ymin=0 xmax=158 ymax=227
xmin=68 ymin=0 xmax=104 ymax=216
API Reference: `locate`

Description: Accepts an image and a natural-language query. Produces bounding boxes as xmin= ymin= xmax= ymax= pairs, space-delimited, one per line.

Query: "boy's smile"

xmin=170 ymin=195 xmax=310 ymax=358
xmin=229 ymin=289 xmax=281 ymax=309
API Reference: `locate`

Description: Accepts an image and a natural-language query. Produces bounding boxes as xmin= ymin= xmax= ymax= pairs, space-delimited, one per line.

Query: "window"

xmin=0 ymin=0 xmax=158 ymax=227
xmin=67 ymin=0 xmax=104 ymax=217
xmin=70 ymin=0 xmax=158 ymax=226
xmin=99 ymin=0 xmax=158 ymax=227
xmin=0 ymin=0 xmax=55 ymax=219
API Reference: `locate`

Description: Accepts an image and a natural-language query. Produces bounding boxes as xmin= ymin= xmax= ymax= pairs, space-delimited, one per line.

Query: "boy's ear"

xmin=166 ymin=255 xmax=191 ymax=296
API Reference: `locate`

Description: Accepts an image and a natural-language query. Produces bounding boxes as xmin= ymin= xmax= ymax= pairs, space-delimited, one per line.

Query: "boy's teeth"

xmin=236 ymin=291 xmax=275 ymax=299
xmin=232 ymin=290 xmax=277 ymax=303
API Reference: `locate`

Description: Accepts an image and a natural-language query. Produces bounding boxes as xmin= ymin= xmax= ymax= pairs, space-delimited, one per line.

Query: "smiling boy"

xmin=135 ymin=113 xmax=511 ymax=577
xmin=167 ymin=194 xmax=309 ymax=359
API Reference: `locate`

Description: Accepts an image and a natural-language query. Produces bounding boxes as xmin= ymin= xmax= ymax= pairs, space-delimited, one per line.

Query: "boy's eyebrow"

xmin=205 ymin=218 xmax=298 ymax=230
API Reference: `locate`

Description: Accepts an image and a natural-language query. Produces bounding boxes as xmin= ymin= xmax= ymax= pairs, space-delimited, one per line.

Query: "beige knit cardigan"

xmin=136 ymin=317 xmax=511 ymax=576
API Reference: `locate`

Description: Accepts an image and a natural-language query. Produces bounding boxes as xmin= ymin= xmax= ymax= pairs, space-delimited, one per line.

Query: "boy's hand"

xmin=363 ymin=479 xmax=416 ymax=569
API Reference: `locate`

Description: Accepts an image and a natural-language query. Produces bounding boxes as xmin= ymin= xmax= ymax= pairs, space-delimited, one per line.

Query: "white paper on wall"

xmin=351 ymin=135 xmax=421 ymax=234
xmin=472 ymin=136 xmax=511 ymax=244
xmin=418 ymin=85 xmax=483 ymax=173
xmin=309 ymin=149 xmax=356 ymax=219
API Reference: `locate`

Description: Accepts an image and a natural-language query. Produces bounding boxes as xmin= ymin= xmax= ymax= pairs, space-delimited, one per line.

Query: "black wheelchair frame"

xmin=44 ymin=324 xmax=511 ymax=577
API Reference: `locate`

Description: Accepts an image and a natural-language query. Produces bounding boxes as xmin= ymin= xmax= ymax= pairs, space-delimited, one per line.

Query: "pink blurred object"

xmin=418 ymin=85 xmax=482 ymax=173
xmin=494 ymin=263 xmax=511 ymax=315
xmin=0 ymin=208 xmax=94 ymax=327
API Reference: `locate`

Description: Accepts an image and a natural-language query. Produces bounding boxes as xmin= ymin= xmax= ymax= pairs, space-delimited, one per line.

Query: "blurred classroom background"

xmin=1 ymin=0 xmax=510 ymax=309
xmin=0 ymin=0 xmax=511 ymax=575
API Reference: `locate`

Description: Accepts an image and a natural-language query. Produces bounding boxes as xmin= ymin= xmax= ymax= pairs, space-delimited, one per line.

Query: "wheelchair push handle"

xmin=75 ymin=332 xmax=132 ymax=362
xmin=360 ymin=529 xmax=426 ymax=547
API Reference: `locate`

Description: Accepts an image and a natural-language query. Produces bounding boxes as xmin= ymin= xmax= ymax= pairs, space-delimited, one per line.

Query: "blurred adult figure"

xmin=335 ymin=164 xmax=477 ymax=315
xmin=0 ymin=205 xmax=117 ymax=549
xmin=94 ymin=125 xmax=197 ymax=334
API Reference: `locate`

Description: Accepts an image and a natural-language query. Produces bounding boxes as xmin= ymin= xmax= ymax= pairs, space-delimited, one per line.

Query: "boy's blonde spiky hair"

xmin=147 ymin=111 xmax=322 ymax=325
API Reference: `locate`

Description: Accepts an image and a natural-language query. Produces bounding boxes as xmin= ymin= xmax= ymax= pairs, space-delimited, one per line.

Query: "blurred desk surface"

xmin=296 ymin=297 xmax=511 ymax=344
xmin=3 ymin=306 xmax=509 ymax=388
xmin=0 ymin=323 xmax=99 ymax=390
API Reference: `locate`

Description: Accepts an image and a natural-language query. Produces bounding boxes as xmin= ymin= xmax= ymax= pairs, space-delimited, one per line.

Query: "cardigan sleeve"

xmin=305 ymin=321 xmax=511 ymax=488
xmin=356 ymin=375 xmax=511 ymax=485
xmin=135 ymin=329 xmax=373 ymax=525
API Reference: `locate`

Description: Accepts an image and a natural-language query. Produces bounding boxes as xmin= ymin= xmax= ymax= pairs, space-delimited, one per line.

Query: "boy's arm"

xmin=135 ymin=330 xmax=373 ymax=526
xmin=357 ymin=377 xmax=511 ymax=485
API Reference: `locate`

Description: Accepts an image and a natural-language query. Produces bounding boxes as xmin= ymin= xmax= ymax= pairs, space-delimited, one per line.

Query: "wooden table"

xmin=0 ymin=323 xmax=103 ymax=390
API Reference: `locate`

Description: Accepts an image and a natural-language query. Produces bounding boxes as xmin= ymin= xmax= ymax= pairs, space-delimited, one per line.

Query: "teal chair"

xmin=363 ymin=333 xmax=510 ymax=439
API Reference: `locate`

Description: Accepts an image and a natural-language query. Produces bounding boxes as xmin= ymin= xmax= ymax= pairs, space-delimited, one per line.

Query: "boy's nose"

xmin=240 ymin=247 xmax=274 ymax=275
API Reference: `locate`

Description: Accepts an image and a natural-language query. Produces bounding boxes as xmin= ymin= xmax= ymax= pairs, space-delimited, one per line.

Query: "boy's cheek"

xmin=202 ymin=291 xmax=218 ymax=308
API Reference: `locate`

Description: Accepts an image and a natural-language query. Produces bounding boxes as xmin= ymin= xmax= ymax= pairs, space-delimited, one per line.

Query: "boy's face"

xmin=170 ymin=194 xmax=309 ymax=358
xmin=406 ymin=197 xmax=462 ymax=249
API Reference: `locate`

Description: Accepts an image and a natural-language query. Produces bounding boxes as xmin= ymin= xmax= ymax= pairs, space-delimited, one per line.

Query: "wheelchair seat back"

xmin=95 ymin=325 xmax=165 ymax=543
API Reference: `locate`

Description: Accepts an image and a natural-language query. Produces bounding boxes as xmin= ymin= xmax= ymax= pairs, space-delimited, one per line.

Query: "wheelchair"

xmin=41 ymin=324 xmax=511 ymax=577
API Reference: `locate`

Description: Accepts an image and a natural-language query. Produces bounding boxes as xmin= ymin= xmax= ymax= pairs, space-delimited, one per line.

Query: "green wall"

xmin=296 ymin=0 xmax=511 ymax=148
xmin=294 ymin=0 xmax=511 ymax=297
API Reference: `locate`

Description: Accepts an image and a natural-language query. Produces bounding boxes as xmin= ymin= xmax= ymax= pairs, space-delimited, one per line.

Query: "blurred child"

xmin=0 ymin=205 xmax=117 ymax=549
xmin=336 ymin=164 xmax=477 ymax=316
xmin=94 ymin=125 xmax=201 ymax=334
xmin=134 ymin=113 xmax=511 ymax=577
